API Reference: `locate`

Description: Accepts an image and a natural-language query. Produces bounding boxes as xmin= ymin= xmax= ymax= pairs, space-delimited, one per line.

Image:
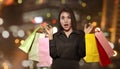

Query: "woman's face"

xmin=60 ymin=12 xmax=72 ymax=31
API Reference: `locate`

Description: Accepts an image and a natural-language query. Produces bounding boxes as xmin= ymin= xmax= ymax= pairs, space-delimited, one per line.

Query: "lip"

xmin=63 ymin=24 xmax=69 ymax=29
xmin=64 ymin=24 xmax=68 ymax=26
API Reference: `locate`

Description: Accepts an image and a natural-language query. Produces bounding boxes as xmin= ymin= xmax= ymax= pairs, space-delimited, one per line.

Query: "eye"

xmin=68 ymin=16 xmax=71 ymax=19
xmin=61 ymin=16 xmax=64 ymax=19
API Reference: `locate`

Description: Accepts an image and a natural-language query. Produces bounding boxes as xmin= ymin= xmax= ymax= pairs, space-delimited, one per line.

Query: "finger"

xmin=88 ymin=23 xmax=93 ymax=29
xmin=47 ymin=25 xmax=52 ymax=28
xmin=88 ymin=23 xmax=91 ymax=25
xmin=44 ymin=24 xmax=53 ymax=31
xmin=44 ymin=25 xmax=49 ymax=30
xmin=85 ymin=26 xmax=93 ymax=33
xmin=84 ymin=24 xmax=87 ymax=30
xmin=44 ymin=26 xmax=49 ymax=32
xmin=44 ymin=27 xmax=49 ymax=34
xmin=88 ymin=26 xmax=93 ymax=31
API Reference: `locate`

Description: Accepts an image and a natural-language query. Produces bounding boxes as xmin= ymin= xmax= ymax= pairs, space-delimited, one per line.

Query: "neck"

xmin=64 ymin=29 xmax=73 ymax=38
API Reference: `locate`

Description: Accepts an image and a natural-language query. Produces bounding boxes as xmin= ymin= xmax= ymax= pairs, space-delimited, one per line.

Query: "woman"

xmin=45 ymin=7 xmax=93 ymax=69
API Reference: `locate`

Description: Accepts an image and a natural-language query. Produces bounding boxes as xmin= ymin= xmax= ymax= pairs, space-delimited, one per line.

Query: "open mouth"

xmin=64 ymin=24 xmax=68 ymax=26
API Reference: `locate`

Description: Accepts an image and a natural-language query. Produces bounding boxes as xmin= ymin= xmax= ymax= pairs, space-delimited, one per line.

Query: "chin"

xmin=63 ymin=27 xmax=72 ymax=31
xmin=64 ymin=29 xmax=70 ymax=31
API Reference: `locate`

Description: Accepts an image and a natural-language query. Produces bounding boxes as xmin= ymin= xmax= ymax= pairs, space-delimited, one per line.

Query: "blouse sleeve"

xmin=49 ymin=34 xmax=59 ymax=59
xmin=78 ymin=30 xmax=86 ymax=58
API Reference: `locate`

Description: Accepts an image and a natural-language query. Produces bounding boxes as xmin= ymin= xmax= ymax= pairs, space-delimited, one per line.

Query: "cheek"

xmin=60 ymin=20 xmax=64 ymax=25
xmin=60 ymin=23 xmax=64 ymax=27
xmin=60 ymin=19 xmax=64 ymax=23
xmin=69 ymin=23 xmax=72 ymax=27
xmin=68 ymin=19 xmax=71 ymax=23
xmin=68 ymin=20 xmax=72 ymax=25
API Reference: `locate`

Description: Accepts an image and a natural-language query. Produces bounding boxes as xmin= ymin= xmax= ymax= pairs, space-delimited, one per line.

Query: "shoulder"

xmin=52 ymin=32 xmax=61 ymax=38
xmin=74 ymin=30 xmax=85 ymax=39
xmin=74 ymin=30 xmax=85 ymax=36
xmin=78 ymin=30 xmax=85 ymax=36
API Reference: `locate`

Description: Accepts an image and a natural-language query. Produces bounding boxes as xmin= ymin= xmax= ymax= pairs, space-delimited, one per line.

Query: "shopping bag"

xmin=96 ymin=38 xmax=111 ymax=66
xmin=19 ymin=27 xmax=40 ymax=53
xmin=28 ymin=33 xmax=46 ymax=61
xmin=84 ymin=34 xmax=99 ymax=62
xmin=95 ymin=31 xmax=114 ymax=58
xmin=38 ymin=38 xmax=52 ymax=67
xmin=19 ymin=22 xmax=48 ymax=53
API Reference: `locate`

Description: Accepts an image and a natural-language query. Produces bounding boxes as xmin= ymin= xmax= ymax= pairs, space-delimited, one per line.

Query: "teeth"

xmin=64 ymin=24 xmax=68 ymax=26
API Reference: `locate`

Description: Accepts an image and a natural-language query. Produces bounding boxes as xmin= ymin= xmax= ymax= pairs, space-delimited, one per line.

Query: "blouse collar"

xmin=56 ymin=30 xmax=81 ymax=36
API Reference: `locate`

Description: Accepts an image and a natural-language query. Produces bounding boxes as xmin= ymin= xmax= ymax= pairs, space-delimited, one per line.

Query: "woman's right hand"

xmin=44 ymin=25 xmax=53 ymax=40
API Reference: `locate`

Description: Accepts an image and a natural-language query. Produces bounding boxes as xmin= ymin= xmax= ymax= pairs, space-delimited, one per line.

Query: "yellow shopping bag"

xmin=84 ymin=34 xmax=99 ymax=62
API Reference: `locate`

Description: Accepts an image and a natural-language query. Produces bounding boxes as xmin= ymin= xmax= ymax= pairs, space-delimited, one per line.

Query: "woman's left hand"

xmin=84 ymin=23 xmax=94 ymax=34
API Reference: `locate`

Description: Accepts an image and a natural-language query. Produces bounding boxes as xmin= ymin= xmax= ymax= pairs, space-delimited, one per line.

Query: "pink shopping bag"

xmin=96 ymin=38 xmax=111 ymax=66
xmin=38 ymin=38 xmax=52 ymax=67
xmin=95 ymin=31 xmax=114 ymax=58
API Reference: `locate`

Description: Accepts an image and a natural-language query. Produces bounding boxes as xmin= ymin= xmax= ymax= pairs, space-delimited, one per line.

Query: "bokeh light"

xmin=0 ymin=0 xmax=3 ymax=3
xmin=17 ymin=0 xmax=22 ymax=4
xmin=4 ymin=0 xmax=14 ymax=6
xmin=95 ymin=27 xmax=101 ymax=32
xmin=15 ymin=38 xmax=20 ymax=44
xmin=53 ymin=26 xmax=58 ymax=34
xmin=86 ymin=15 xmax=91 ymax=20
xmin=17 ymin=29 xmax=25 ymax=38
xmin=81 ymin=2 xmax=87 ymax=7
xmin=113 ymin=50 xmax=117 ymax=57
xmin=9 ymin=25 xmax=19 ymax=32
xmin=108 ymin=41 xmax=114 ymax=49
xmin=109 ymin=28 xmax=114 ymax=32
xmin=61 ymin=0 xmax=66 ymax=4
xmin=0 ymin=18 xmax=4 ymax=25
xmin=2 ymin=30 xmax=10 ymax=38
xmin=34 ymin=16 xmax=43 ymax=24
xmin=46 ymin=13 xmax=51 ymax=18
xmin=20 ymin=40 xmax=25 ymax=45
xmin=118 ymin=38 xmax=120 ymax=43
xmin=2 ymin=62 xmax=8 ymax=69
xmin=22 ymin=60 xmax=30 ymax=67
xmin=52 ymin=18 xmax=57 ymax=24
xmin=92 ymin=21 xmax=97 ymax=27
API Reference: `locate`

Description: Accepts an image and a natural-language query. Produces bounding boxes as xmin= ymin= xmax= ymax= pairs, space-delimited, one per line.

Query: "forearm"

xmin=48 ymin=34 xmax=53 ymax=40
xmin=49 ymin=40 xmax=59 ymax=59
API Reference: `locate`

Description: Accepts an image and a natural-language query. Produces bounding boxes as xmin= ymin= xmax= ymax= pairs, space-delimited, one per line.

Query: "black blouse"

xmin=49 ymin=30 xmax=86 ymax=61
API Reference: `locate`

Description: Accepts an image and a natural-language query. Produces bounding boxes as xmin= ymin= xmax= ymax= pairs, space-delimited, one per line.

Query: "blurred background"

xmin=0 ymin=0 xmax=120 ymax=69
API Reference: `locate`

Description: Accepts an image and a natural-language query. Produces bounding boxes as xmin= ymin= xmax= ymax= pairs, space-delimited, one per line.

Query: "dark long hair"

xmin=57 ymin=7 xmax=77 ymax=32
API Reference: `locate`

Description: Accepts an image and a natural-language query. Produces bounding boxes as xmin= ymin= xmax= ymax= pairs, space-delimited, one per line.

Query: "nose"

xmin=64 ymin=18 xmax=68 ymax=23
